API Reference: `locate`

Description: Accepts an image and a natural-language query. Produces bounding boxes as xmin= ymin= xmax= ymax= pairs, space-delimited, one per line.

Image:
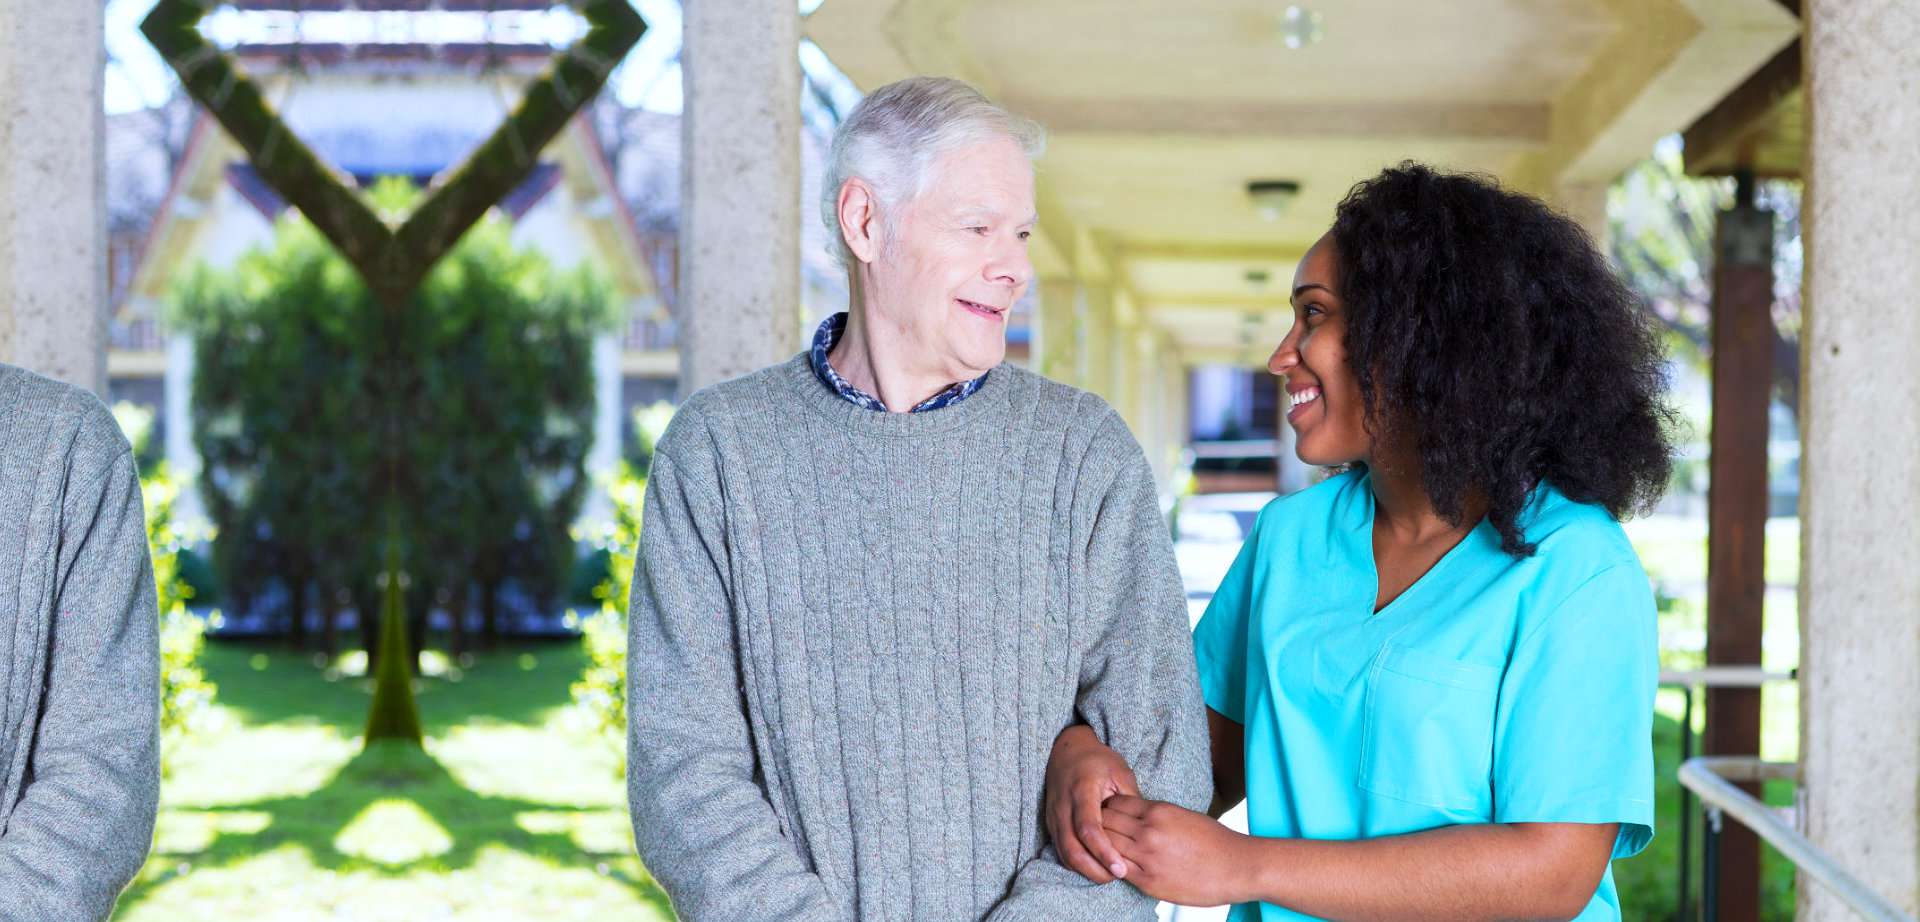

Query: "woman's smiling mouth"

xmin=1286 ymin=386 xmax=1321 ymax=423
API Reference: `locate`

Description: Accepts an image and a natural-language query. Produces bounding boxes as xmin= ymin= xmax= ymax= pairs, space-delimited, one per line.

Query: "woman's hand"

xmin=1102 ymin=795 xmax=1255 ymax=907
xmin=1044 ymin=724 xmax=1139 ymax=884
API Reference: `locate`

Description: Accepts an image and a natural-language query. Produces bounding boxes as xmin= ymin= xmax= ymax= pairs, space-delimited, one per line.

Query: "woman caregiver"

xmin=1044 ymin=162 xmax=1675 ymax=922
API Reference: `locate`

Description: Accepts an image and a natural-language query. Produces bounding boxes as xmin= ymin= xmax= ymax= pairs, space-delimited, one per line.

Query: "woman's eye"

xmin=1017 ymin=231 xmax=1031 ymax=241
xmin=968 ymin=226 xmax=989 ymax=235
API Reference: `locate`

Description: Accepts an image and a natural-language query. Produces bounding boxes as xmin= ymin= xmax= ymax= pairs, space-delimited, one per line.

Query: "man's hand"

xmin=1102 ymin=795 xmax=1253 ymax=908
xmin=1044 ymin=724 xmax=1139 ymax=884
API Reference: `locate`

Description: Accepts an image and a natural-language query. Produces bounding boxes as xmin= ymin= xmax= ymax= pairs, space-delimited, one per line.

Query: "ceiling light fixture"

xmin=1278 ymin=6 xmax=1324 ymax=49
xmin=1247 ymin=180 xmax=1301 ymax=221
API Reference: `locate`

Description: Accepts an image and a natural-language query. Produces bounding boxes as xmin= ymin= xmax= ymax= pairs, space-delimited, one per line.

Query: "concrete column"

xmin=0 ymin=0 xmax=107 ymax=393
xmin=581 ymin=334 xmax=622 ymax=524
xmin=1109 ymin=291 xmax=1142 ymax=432
xmin=1800 ymin=1 xmax=1920 ymax=918
xmin=1554 ymin=181 xmax=1612 ymax=257
xmin=163 ymin=333 xmax=205 ymax=525
xmin=1036 ymin=278 xmax=1078 ymax=383
xmin=678 ymin=0 xmax=800 ymax=394
xmin=1081 ymin=282 xmax=1115 ymax=402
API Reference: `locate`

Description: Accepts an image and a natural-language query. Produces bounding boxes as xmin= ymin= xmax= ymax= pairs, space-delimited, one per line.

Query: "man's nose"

xmin=987 ymin=236 xmax=1033 ymax=288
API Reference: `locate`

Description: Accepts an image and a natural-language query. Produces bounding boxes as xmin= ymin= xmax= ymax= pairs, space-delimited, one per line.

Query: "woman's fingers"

xmin=1074 ymin=780 xmax=1129 ymax=878
xmin=1104 ymin=794 xmax=1151 ymax=818
xmin=1050 ymin=791 xmax=1115 ymax=883
xmin=1103 ymin=804 xmax=1145 ymax=842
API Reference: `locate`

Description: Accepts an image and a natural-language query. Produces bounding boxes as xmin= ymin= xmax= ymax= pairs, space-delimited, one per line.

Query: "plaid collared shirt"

xmin=808 ymin=312 xmax=988 ymax=413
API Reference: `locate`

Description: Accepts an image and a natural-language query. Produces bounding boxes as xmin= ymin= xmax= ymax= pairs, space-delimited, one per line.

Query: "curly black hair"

xmin=1330 ymin=162 xmax=1676 ymax=557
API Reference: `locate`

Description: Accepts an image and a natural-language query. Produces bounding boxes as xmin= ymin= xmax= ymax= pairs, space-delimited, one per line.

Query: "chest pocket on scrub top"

xmin=1358 ymin=642 xmax=1502 ymax=812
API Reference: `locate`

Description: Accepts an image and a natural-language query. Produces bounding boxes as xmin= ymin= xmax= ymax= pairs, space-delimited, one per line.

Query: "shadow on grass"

xmin=127 ymin=741 xmax=672 ymax=915
xmin=201 ymin=636 xmax=589 ymax=732
xmin=139 ymin=640 xmax=671 ymax=917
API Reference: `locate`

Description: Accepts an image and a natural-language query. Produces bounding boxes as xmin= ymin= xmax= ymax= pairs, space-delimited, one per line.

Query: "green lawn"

xmin=114 ymin=640 xmax=674 ymax=922
xmin=115 ymin=518 xmax=1800 ymax=921
xmin=1615 ymin=518 xmax=1801 ymax=922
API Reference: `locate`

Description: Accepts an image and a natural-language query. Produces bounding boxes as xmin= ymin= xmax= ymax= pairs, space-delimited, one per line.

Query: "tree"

xmin=170 ymin=181 xmax=615 ymax=677
xmin=1609 ymin=136 xmax=1804 ymax=418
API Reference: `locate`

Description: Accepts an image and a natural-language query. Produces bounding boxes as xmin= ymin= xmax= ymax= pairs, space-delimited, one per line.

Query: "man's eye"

xmin=968 ymin=226 xmax=989 ymax=235
xmin=1017 ymin=231 xmax=1032 ymax=241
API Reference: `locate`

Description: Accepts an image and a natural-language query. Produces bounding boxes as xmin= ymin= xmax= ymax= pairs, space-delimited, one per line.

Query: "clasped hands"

xmin=1043 ymin=724 xmax=1251 ymax=908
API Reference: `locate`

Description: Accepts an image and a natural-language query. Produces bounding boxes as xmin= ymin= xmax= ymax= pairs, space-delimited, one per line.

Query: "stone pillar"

xmin=163 ymin=333 xmax=204 ymax=524
xmin=1109 ymin=292 xmax=1142 ymax=432
xmin=1036 ymin=278 xmax=1078 ymax=384
xmin=678 ymin=0 xmax=800 ymax=394
xmin=581 ymin=333 xmax=622 ymax=524
xmin=1800 ymin=1 xmax=1920 ymax=918
xmin=1081 ymin=282 xmax=1115 ymax=402
xmin=0 ymin=0 xmax=107 ymax=393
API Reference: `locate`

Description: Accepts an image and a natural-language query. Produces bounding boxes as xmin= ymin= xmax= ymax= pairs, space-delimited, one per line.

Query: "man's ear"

xmin=837 ymin=178 xmax=883 ymax=265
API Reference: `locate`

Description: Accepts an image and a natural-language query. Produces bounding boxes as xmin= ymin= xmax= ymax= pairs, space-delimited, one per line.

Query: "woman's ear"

xmin=837 ymin=178 xmax=882 ymax=265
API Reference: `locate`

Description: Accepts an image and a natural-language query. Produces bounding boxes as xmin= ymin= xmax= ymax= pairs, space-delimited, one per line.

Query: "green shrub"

xmin=175 ymin=545 xmax=220 ymax=606
xmin=117 ymin=401 xmax=219 ymax=765
xmin=568 ymin=457 xmax=654 ymax=763
xmin=569 ymin=548 xmax=613 ymax=609
xmin=168 ymin=178 xmax=617 ymax=658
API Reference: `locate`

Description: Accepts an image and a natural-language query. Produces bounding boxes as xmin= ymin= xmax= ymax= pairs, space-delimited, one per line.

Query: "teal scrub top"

xmin=1193 ymin=470 xmax=1657 ymax=922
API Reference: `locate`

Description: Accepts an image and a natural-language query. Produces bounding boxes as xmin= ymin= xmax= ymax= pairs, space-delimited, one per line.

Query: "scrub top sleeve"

xmin=1491 ymin=561 xmax=1659 ymax=859
xmin=1192 ymin=512 xmax=1263 ymax=723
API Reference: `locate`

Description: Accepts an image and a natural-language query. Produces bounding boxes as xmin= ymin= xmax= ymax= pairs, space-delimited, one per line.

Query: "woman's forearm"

xmin=1231 ymin=822 xmax=1617 ymax=922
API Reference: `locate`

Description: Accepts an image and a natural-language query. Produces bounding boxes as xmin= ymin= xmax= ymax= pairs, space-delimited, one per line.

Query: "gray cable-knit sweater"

xmin=625 ymin=354 xmax=1211 ymax=922
xmin=0 ymin=364 xmax=161 ymax=921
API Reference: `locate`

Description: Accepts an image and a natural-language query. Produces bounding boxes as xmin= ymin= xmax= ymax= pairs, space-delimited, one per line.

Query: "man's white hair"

xmin=820 ymin=75 xmax=1045 ymax=269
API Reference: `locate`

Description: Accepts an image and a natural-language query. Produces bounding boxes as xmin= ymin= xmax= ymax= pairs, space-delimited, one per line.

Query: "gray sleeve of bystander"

xmin=623 ymin=405 xmax=848 ymax=922
xmin=986 ymin=410 xmax=1215 ymax=922
xmin=0 ymin=415 xmax=161 ymax=922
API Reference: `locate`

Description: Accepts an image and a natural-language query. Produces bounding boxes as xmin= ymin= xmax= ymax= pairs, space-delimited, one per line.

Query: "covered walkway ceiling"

xmin=806 ymin=0 xmax=1799 ymax=366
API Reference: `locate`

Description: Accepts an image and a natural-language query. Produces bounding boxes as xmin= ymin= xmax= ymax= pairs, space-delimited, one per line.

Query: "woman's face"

xmin=1269 ymin=234 xmax=1372 ymax=466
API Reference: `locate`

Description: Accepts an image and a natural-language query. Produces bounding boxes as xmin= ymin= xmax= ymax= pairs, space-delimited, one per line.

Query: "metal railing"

xmin=1659 ymin=665 xmax=1795 ymax=921
xmin=1679 ymin=756 xmax=1916 ymax=922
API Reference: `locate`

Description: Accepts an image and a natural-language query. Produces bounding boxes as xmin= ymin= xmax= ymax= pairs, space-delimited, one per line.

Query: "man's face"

xmin=866 ymin=137 xmax=1037 ymax=380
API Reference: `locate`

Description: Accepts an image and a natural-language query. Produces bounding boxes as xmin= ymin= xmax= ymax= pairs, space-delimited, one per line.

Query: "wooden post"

xmin=1705 ymin=168 xmax=1772 ymax=922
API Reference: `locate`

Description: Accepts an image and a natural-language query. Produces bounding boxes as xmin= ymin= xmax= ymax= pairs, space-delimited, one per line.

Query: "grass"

xmin=115 ymin=518 xmax=1801 ymax=921
xmin=113 ymin=640 xmax=673 ymax=922
xmin=1614 ymin=518 xmax=1802 ymax=922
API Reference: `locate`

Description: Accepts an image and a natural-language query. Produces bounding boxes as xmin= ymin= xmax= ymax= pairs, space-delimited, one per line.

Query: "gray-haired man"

xmin=625 ymin=76 xmax=1210 ymax=921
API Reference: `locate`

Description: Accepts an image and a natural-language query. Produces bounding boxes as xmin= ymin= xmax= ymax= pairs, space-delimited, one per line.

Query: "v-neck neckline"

xmin=1357 ymin=472 xmax=1485 ymax=618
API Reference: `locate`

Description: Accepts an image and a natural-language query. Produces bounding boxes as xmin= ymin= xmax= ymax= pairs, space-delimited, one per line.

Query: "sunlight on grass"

xmin=1619 ymin=518 xmax=1802 ymax=922
xmin=114 ymin=642 xmax=674 ymax=922
xmin=335 ymin=799 xmax=454 ymax=865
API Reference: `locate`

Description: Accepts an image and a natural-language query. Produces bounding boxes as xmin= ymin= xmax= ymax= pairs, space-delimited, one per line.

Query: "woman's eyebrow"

xmin=1292 ymin=283 xmax=1332 ymax=300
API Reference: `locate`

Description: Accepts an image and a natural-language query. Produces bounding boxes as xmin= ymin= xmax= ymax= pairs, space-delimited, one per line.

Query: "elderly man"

xmin=0 ymin=364 xmax=161 ymax=921
xmin=625 ymin=76 xmax=1209 ymax=921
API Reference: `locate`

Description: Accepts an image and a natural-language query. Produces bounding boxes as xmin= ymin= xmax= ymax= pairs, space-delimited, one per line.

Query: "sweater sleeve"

xmin=624 ymin=410 xmax=846 ymax=922
xmin=987 ymin=416 xmax=1214 ymax=921
xmin=0 ymin=445 xmax=161 ymax=922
